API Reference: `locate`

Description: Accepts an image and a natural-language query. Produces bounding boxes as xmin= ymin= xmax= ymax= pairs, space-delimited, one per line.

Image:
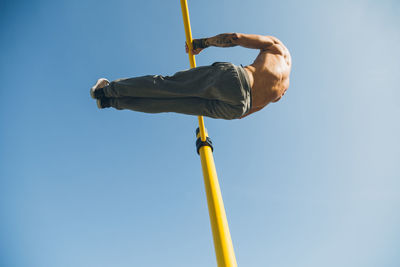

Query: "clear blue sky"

xmin=1 ymin=0 xmax=399 ymax=266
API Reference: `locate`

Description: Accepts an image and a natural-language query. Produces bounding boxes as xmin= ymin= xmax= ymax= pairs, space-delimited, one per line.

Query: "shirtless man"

xmin=90 ymin=33 xmax=291 ymax=120
xmin=190 ymin=33 xmax=291 ymax=118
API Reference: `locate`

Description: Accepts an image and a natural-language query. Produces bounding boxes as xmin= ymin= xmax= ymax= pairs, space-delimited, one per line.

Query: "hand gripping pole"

xmin=180 ymin=1 xmax=237 ymax=266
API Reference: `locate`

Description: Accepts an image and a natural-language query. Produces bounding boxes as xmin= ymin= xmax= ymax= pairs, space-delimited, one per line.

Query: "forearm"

xmin=193 ymin=33 xmax=276 ymax=50
xmin=193 ymin=33 xmax=239 ymax=50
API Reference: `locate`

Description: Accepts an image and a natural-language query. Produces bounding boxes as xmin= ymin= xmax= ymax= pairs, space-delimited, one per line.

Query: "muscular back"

xmin=244 ymin=36 xmax=292 ymax=112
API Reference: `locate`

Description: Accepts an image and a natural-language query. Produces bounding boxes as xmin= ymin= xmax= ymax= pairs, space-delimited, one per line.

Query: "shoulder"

xmin=264 ymin=36 xmax=286 ymax=52
xmin=265 ymin=36 xmax=291 ymax=66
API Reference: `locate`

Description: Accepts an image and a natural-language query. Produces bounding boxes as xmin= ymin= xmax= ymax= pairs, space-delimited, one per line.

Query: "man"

xmin=90 ymin=33 xmax=291 ymax=120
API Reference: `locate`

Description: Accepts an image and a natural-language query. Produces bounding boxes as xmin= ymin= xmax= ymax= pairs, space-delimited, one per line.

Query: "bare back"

xmin=244 ymin=37 xmax=292 ymax=113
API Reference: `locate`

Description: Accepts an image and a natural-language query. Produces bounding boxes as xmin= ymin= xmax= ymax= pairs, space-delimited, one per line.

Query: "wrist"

xmin=193 ymin=38 xmax=209 ymax=49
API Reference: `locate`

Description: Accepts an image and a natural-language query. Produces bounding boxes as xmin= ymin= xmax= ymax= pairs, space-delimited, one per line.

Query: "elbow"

xmin=232 ymin=33 xmax=241 ymax=43
xmin=260 ymin=35 xmax=278 ymax=50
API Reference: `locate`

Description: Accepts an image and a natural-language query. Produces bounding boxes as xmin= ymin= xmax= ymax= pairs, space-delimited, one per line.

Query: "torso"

xmin=243 ymin=38 xmax=291 ymax=112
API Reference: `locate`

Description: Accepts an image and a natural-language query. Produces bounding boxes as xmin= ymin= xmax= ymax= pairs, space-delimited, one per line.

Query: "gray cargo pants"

xmin=102 ymin=62 xmax=252 ymax=120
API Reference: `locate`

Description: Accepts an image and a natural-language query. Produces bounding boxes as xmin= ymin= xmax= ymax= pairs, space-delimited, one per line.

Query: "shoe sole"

xmin=90 ymin=88 xmax=96 ymax=99
xmin=96 ymin=99 xmax=102 ymax=109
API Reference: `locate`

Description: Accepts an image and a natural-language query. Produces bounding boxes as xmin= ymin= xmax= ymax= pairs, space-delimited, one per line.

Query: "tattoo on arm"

xmin=193 ymin=33 xmax=239 ymax=50
xmin=207 ymin=33 xmax=238 ymax=47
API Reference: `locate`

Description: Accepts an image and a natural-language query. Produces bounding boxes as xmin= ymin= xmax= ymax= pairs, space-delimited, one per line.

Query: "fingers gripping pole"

xmin=180 ymin=1 xmax=237 ymax=267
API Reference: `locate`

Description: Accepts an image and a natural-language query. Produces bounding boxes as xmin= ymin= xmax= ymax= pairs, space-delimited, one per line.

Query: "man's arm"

xmin=190 ymin=33 xmax=278 ymax=54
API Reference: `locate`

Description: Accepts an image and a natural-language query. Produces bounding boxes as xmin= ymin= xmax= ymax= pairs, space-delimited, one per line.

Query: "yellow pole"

xmin=180 ymin=1 xmax=237 ymax=266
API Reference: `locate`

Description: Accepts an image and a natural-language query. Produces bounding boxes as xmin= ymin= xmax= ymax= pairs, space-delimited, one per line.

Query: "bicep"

xmin=235 ymin=34 xmax=276 ymax=50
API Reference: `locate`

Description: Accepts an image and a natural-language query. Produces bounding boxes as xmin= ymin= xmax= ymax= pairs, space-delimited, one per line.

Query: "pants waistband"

xmin=236 ymin=64 xmax=253 ymax=111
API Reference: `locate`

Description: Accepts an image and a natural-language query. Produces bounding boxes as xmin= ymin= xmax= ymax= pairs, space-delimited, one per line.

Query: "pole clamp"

xmin=196 ymin=137 xmax=213 ymax=155
xmin=195 ymin=127 xmax=214 ymax=155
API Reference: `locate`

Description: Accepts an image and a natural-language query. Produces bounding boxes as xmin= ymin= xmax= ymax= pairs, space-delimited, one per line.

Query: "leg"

xmin=92 ymin=62 xmax=251 ymax=118
xmin=102 ymin=65 xmax=218 ymax=99
xmin=102 ymin=63 xmax=244 ymax=106
xmin=108 ymin=97 xmax=243 ymax=120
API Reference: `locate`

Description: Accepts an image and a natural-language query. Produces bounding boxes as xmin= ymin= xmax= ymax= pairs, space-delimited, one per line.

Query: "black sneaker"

xmin=96 ymin=98 xmax=111 ymax=109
